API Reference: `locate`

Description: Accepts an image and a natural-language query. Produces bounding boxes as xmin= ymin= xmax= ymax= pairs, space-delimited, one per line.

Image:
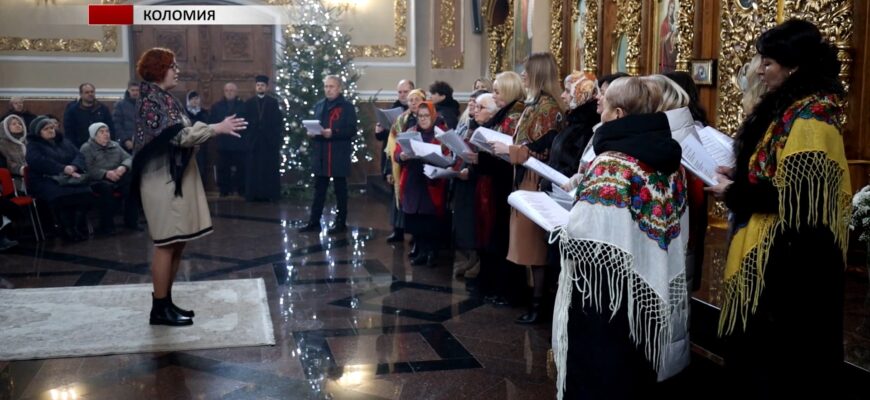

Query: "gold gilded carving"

xmin=674 ymin=0 xmax=695 ymax=72
xmin=550 ymin=0 xmax=564 ymax=71
xmin=483 ymin=0 xmax=513 ymax=77
xmin=612 ymin=0 xmax=642 ymax=75
xmin=0 ymin=0 xmax=121 ymax=53
xmin=0 ymin=26 xmax=119 ymax=53
xmin=439 ymin=0 xmax=456 ymax=48
xmin=716 ymin=0 xmax=778 ymax=134
xmin=578 ymin=0 xmax=599 ymax=74
xmin=349 ymin=0 xmax=408 ymax=58
xmin=432 ymin=50 xmax=465 ymax=69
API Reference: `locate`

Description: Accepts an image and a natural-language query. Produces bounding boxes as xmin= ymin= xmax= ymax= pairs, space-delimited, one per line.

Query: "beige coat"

xmin=140 ymin=120 xmax=214 ymax=246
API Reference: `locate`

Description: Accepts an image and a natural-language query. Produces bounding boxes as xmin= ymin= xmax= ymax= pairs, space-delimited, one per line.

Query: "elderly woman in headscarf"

xmin=25 ymin=116 xmax=95 ymax=241
xmin=0 ymin=115 xmax=28 ymax=188
xmin=132 ymin=47 xmax=246 ymax=326
xmin=80 ymin=122 xmax=138 ymax=234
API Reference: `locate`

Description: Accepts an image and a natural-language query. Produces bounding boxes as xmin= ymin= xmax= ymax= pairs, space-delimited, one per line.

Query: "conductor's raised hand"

xmin=212 ymin=114 xmax=247 ymax=137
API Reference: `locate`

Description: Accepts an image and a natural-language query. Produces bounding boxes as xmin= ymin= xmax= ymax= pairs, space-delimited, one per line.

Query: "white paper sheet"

xmin=435 ymin=128 xmax=474 ymax=162
xmin=396 ymin=131 xmax=423 ymax=156
xmin=410 ymin=140 xmax=453 ymax=167
xmin=679 ymin=133 xmax=720 ymax=186
xmin=375 ymin=107 xmax=404 ymax=129
xmin=696 ymin=126 xmax=735 ymax=168
xmin=523 ymin=157 xmax=570 ymax=187
xmin=548 ymin=184 xmax=575 ymax=211
xmin=507 ymin=190 xmax=570 ymax=233
xmin=470 ymin=127 xmax=513 ymax=161
xmin=302 ymin=120 xmax=323 ymax=136
xmin=423 ymin=164 xmax=460 ymax=179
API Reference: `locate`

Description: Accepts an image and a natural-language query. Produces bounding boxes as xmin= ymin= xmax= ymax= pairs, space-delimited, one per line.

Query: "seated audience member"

xmin=26 ymin=116 xmax=95 ymax=242
xmin=80 ymin=122 xmax=139 ymax=234
xmin=2 ymin=97 xmax=37 ymax=128
xmin=0 ymin=115 xmax=28 ymax=191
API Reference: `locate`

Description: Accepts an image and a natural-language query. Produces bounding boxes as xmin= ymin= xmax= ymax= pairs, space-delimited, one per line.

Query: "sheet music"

xmin=697 ymin=126 xmax=735 ymax=168
xmin=410 ymin=140 xmax=453 ymax=167
xmin=548 ymin=184 xmax=575 ymax=211
xmin=423 ymin=164 xmax=460 ymax=179
xmin=523 ymin=157 xmax=570 ymax=187
xmin=470 ymin=127 xmax=512 ymax=162
xmin=396 ymin=131 xmax=422 ymax=156
xmin=679 ymin=134 xmax=719 ymax=186
xmin=508 ymin=191 xmax=570 ymax=233
xmin=302 ymin=120 xmax=323 ymax=136
xmin=375 ymin=107 xmax=404 ymax=129
xmin=435 ymin=128 xmax=473 ymax=162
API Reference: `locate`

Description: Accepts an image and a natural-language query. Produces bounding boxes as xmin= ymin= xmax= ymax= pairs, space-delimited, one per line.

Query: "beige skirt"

xmin=140 ymin=154 xmax=212 ymax=246
xmin=506 ymin=171 xmax=548 ymax=267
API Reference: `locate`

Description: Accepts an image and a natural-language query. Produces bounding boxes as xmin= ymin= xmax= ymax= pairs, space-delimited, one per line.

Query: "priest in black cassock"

xmin=243 ymin=75 xmax=283 ymax=202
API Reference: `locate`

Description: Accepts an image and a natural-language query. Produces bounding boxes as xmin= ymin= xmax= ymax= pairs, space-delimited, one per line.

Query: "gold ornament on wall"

xmin=549 ymin=0 xmax=564 ymax=71
xmin=348 ymin=0 xmax=408 ymax=58
xmin=582 ymin=0 xmax=599 ymax=74
xmin=483 ymin=0 xmax=514 ymax=77
xmin=611 ymin=0 xmax=642 ymax=75
xmin=674 ymin=0 xmax=695 ymax=72
xmin=716 ymin=0 xmax=778 ymax=135
xmin=0 ymin=0 xmax=122 ymax=53
xmin=432 ymin=0 xmax=464 ymax=69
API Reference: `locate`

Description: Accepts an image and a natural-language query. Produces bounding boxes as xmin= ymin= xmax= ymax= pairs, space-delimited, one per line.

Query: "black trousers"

xmin=308 ymin=176 xmax=347 ymax=225
xmin=91 ymin=175 xmax=138 ymax=229
xmin=217 ymin=151 xmax=246 ymax=195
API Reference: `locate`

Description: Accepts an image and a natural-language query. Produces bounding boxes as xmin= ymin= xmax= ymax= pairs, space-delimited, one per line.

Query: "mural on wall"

xmin=512 ymin=0 xmax=532 ymax=71
xmin=613 ymin=34 xmax=628 ymax=73
xmin=655 ymin=0 xmax=679 ymax=73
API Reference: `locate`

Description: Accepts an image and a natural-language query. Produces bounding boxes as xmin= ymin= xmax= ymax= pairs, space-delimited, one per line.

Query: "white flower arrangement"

xmin=852 ymin=185 xmax=870 ymax=243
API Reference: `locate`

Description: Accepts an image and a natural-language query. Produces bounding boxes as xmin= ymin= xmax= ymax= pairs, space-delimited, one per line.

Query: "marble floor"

xmin=0 ymin=191 xmax=867 ymax=399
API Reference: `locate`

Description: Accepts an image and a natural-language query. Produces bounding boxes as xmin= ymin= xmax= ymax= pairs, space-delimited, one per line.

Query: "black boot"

xmin=73 ymin=209 xmax=90 ymax=240
xmin=408 ymin=243 xmax=419 ymax=259
xmin=166 ymin=291 xmax=195 ymax=318
xmin=150 ymin=295 xmax=193 ymax=326
xmin=515 ymin=298 xmax=542 ymax=324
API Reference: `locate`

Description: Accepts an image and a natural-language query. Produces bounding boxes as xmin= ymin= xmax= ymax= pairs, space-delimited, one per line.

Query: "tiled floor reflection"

xmin=1 ymin=194 xmax=868 ymax=399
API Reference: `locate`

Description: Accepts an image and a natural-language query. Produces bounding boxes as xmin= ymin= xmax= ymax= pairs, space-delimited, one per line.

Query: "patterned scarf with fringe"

xmin=553 ymin=151 xmax=690 ymax=399
xmin=719 ymin=94 xmax=851 ymax=335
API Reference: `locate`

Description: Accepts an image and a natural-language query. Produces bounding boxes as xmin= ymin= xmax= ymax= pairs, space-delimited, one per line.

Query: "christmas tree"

xmin=275 ymin=0 xmax=371 ymax=188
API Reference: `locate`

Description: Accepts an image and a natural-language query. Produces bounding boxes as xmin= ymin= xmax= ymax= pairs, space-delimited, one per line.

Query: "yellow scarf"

xmin=719 ymin=95 xmax=851 ymax=335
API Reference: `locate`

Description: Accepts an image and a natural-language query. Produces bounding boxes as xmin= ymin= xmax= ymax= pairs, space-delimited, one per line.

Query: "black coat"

xmin=25 ymin=131 xmax=91 ymax=203
xmin=63 ymin=100 xmax=114 ymax=148
xmin=436 ymin=97 xmax=461 ymax=130
xmin=311 ymin=95 xmax=357 ymax=178
xmin=243 ymin=95 xmax=283 ymax=201
xmin=548 ymin=100 xmax=600 ymax=178
xmin=210 ymin=97 xmax=247 ymax=152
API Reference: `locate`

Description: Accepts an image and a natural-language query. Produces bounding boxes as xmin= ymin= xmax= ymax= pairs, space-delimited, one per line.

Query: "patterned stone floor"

xmin=0 ymin=192 xmax=867 ymax=399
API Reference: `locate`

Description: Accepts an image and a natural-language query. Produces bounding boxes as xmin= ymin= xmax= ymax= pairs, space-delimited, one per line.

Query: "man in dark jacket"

xmin=430 ymin=81 xmax=460 ymax=129
xmin=210 ymin=82 xmax=247 ymax=197
xmin=63 ymin=83 xmax=115 ymax=148
xmin=112 ymin=81 xmax=139 ymax=152
xmin=299 ymin=75 xmax=357 ymax=234
xmin=242 ymin=75 xmax=283 ymax=202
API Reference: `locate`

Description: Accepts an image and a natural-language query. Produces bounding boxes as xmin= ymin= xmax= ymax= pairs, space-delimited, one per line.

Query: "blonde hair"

xmin=493 ymin=71 xmax=525 ymax=104
xmin=524 ymin=52 xmax=567 ymax=111
xmin=604 ymin=77 xmax=662 ymax=116
xmin=473 ymin=77 xmax=493 ymax=92
xmin=476 ymin=93 xmax=499 ymax=114
xmin=740 ymin=54 xmax=765 ymax=116
xmin=642 ymin=75 xmax=689 ymax=111
xmin=407 ymin=88 xmax=427 ymax=101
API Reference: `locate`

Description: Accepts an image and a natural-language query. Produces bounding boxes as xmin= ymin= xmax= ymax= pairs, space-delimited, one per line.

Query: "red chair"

xmin=0 ymin=167 xmax=45 ymax=241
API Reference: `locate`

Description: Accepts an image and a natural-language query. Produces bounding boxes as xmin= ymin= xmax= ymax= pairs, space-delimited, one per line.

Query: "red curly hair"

xmin=136 ymin=47 xmax=175 ymax=83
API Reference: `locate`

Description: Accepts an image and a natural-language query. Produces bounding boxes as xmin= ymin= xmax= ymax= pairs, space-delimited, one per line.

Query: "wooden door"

xmin=131 ymin=25 xmax=275 ymax=191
